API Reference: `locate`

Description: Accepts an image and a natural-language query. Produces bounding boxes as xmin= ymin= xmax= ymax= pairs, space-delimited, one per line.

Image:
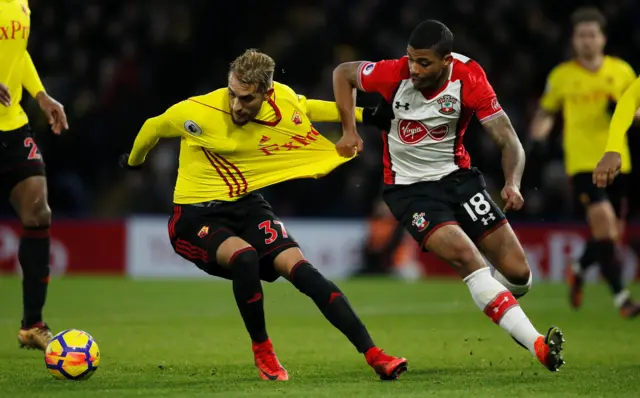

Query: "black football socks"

xmin=596 ymin=240 xmax=624 ymax=295
xmin=290 ymin=261 xmax=375 ymax=353
xmin=230 ymin=248 xmax=268 ymax=343
xmin=19 ymin=226 xmax=51 ymax=328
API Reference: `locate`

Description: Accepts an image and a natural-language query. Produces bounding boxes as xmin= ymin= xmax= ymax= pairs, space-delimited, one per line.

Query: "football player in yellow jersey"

xmin=0 ymin=0 xmax=69 ymax=350
xmin=594 ymin=76 xmax=640 ymax=187
xmin=529 ymin=7 xmax=640 ymax=318
xmin=119 ymin=49 xmax=407 ymax=381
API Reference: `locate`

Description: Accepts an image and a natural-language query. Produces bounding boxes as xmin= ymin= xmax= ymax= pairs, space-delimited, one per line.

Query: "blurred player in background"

xmin=594 ymin=76 xmax=640 ymax=187
xmin=529 ymin=7 xmax=640 ymax=318
xmin=119 ymin=49 xmax=407 ymax=381
xmin=333 ymin=19 xmax=565 ymax=372
xmin=0 ymin=0 xmax=69 ymax=349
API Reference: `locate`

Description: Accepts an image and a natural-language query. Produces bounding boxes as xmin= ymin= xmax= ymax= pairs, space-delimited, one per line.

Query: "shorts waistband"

xmin=185 ymin=200 xmax=225 ymax=208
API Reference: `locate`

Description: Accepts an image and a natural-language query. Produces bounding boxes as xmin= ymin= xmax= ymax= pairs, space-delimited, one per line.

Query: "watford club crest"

xmin=291 ymin=111 xmax=303 ymax=125
xmin=437 ymin=95 xmax=458 ymax=115
xmin=197 ymin=226 xmax=209 ymax=238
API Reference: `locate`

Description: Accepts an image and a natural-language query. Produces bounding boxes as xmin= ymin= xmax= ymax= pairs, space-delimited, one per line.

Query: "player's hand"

xmin=336 ymin=132 xmax=364 ymax=158
xmin=36 ymin=92 xmax=69 ymax=135
xmin=119 ymin=153 xmax=143 ymax=170
xmin=501 ymin=184 xmax=524 ymax=212
xmin=0 ymin=83 xmax=11 ymax=107
xmin=593 ymin=151 xmax=621 ymax=188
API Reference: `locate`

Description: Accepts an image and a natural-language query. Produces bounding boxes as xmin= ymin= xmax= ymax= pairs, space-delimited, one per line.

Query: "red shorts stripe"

xmin=168 ymin=205 xmax=182 ymax=240
xmin=201 ymin=148 xmax=235 ymax=198
xmin=175 ymin=239 xmax=210 ymax=262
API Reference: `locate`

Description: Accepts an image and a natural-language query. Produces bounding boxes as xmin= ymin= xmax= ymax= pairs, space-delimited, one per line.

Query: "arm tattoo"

xmin=337 ymin=61 xmax=364 ymax=89
xmin=482 ymin=113 xmax=525 ymax=187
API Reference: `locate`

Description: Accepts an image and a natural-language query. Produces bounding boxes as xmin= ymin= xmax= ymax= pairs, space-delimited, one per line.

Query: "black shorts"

xmin=383 ymin=168 xmax=507 ymax=250
xmin=571 ymin=172 xmax=628 ymax=219
xmin=167 ymin=193 xmax=299 ymax=282
xmin=0 ymin=125 xmax=46 ymax=194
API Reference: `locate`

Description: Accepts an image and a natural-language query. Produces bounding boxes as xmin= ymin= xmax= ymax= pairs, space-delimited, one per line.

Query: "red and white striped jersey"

xmin=357 ymin=53 xmax=504 ymax=185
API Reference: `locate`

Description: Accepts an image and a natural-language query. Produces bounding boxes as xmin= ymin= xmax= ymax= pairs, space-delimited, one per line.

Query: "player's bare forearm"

xmin=333 ymin=62 xmax=363 ymax=135
xmin=529 ymin=107 xmax=555 ymax=141
xmin=483 ymin=114 xmax=525 ymax=188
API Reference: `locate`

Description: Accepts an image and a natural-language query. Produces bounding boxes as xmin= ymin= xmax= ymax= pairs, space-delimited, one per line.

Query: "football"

xmin=44 ymin=329 xmax=100 ymax=380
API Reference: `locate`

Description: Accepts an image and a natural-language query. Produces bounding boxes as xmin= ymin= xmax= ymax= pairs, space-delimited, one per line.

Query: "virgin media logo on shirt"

xmin=398 ymin=120 xmax=448 ymax=144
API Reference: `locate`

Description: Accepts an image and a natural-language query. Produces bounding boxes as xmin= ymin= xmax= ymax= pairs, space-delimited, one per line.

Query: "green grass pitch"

xmin=1 ymin=277 xmax=639 ymax=397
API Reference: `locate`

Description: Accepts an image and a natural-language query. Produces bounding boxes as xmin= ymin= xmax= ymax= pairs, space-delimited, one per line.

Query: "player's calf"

xmin=425 ymin=225 xmax=562 ymax=370
xmin=10 ymin=176 xmax=52 ymax=329
xmin=274 ymin=248 xmax=408 ymax=380
xmin=478 ymin=223 xmax=533 ymax=298
xmin=586 ymin=202 xmax=636 ymax=312
xmin=217 ymin=238 xmax=269 ymax=343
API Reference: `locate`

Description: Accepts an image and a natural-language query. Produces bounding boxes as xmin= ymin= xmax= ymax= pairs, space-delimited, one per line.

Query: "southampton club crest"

xmin=411 ymin=212 xmax=429 ymax=232
xmin=437 ymin=95 xmax=458 ymax=115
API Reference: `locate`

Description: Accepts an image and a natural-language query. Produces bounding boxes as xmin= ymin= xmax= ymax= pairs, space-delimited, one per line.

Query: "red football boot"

xmin=620 ymin=299 xmax=640 ymax=319
xmin=365 ymin=347 xmax=408 ymax=380
xmin=252 ymin=339 xmax=288 ymax=381
xmin=534 ymin=326 xmax=566 ymax=372
xmin=566 ymin=261 xmax=584 ymax=310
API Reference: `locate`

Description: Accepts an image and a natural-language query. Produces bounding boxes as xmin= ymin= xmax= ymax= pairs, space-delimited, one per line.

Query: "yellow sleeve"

xmin=539 ymin=66 xmax=563 ymax=113
xmin=128 ymin=111 xmax=181 ymax=166
xmin=606 ymin=77 xmax=640 ymax=153
xmin=21 ymin=52 xmax=46 ymax=98
xmin=619 ymin=60 xmax=637 ymax=92
xmin=297 ymin=95 xmax=364 ymax=123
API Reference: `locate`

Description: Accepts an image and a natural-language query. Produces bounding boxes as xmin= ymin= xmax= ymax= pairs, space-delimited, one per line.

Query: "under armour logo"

xmin=481 ymin=213 xmax=496 ymax=226
xmin=493 ymin=296 xmax=510 ymax=313
xmin=395 ymin=101 xmax=410 ymax=110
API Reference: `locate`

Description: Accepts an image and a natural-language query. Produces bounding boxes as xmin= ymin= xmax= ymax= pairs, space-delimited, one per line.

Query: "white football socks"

xmin=464 ymin=267 xmax=542 ymax=354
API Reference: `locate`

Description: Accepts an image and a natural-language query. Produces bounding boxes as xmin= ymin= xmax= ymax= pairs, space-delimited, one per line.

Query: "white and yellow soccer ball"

xmin=44 ymin=329 xmax=100 ymax=380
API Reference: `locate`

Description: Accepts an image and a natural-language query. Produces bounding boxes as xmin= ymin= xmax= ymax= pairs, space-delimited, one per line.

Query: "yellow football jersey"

xmin=0 ymin=0 xmax=45 ymax=131
xmin=128 ymin=81 xmax=361 ymax=204
xmin=540 ymin=56 xmax=636 ymax=175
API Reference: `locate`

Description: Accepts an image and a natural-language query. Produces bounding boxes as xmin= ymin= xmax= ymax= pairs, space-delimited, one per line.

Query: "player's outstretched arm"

xmin=594 ymin=77 xmax=640 ymax=187
xmin=299 ymin=96 xmax=365 ymax=124
xmin=529 ymin=107 xmax=555 ymax=143
xmin=23 ymin=51 xmax=69 ymax=135
xmin=333 ymin=62 xmax=365 ymax=157
xmin=125 ymin=114 xmax=179 ymax=168
xmin=529 ymin=67 xmax=562 ymax=146
xmin=482 ymin=113 xmax=526 ymax=211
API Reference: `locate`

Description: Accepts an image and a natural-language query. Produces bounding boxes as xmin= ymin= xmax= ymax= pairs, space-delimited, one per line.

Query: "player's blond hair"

xmin=229 ymin=49 xmax=275 ymax=93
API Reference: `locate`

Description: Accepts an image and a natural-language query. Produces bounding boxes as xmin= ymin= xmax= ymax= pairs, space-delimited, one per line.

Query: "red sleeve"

xmin=357 ymin=57 xmax=409 ymax=102
xmin=461 ymin=60 xmax=505 ymax=122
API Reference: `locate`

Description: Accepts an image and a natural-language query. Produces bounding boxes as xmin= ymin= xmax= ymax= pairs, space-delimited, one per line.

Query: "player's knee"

xmin=273 ymin=247 xmax=305 ymax=279
xmin=20 ymin=202 xmax=51 ymax=229
xmin=587 ymin=202 xmax=618 ymax=240
xmin=447 ymin=245 xmax=485 ymax=276
xmin=228 ymin=247 xmax=259 ymax=272
xmin=216 ymin=237 xmax=253 ymax=266
xmin=493 ymin=267 xmax=532 ymax=298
